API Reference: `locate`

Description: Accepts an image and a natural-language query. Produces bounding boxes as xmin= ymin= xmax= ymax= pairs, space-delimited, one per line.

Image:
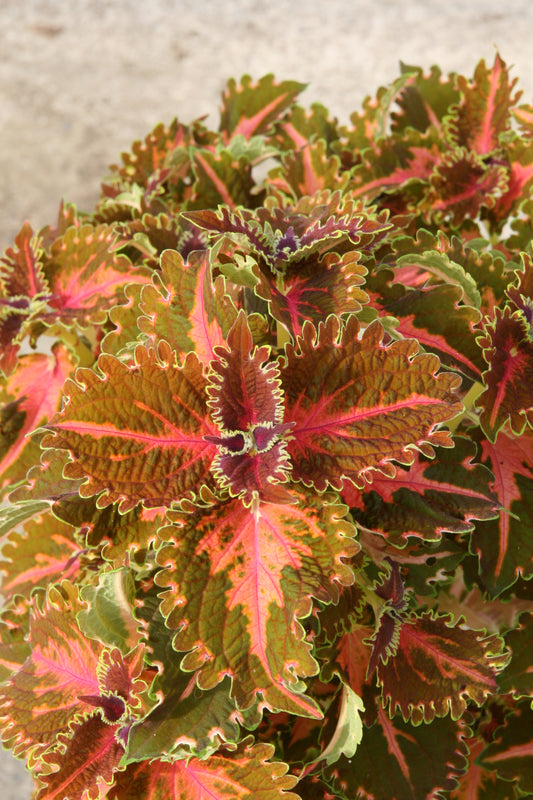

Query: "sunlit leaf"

xmin=42 ymin=344 xmax=218 ymax=511
xmin=0 ymin=343 xmax=75 ymax=494
xmin=113 ymin=741 xmax=299 ymax=800
xmin=156 ymin=488 xmax=357 ymax=718
xmin=35 ymin=714 xmax=125 ymax=800
xmin=282 ymin=315 xmax=462 ymax=491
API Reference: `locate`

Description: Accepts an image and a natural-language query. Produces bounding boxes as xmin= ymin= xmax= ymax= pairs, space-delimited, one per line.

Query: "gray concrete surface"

xmin=1 ymin=0 xmax=533 ymax=795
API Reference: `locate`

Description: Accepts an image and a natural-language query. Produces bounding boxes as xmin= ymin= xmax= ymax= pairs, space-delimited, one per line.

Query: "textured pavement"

xmin=2 ymin=0 xmax=533 ymax=794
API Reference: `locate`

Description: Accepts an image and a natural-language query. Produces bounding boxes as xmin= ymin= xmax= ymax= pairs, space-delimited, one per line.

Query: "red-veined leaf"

xmin=185 ymin=192 xmax=391 ymax=274
xmin=0 ymin=597 xmax=32 ymax=683
xmin=268 ymin=140 xmax=347 ymax=198
xmin=106 ymin=117 xmax=200 ymax=188
xmin=0 ymin=579 xmax=148 ymax=761
xmin=41 ymin=344 xmax=218 ymax=512
xmin=44 ymin=223 xmax=150 ymax=325
xmin=282 ymin=315 xmax=462 ymax=491
xmin=0 ymin=222 xmax=48 ymax=373
xmin=343 ymin=437 xmax=499 ymax=545
xmin=489 ymin=137 xmax=533 ymax=224
xmin=34 ymin=714 xmax=125 ymax=800
xmin=377 ymin=610 xmax=507 ymax=724
xmin=256 ymin=250 xmax=368 ymax=340
xmin=325 ymin=701 xmax=469 ymax=800
xmin=449 ymin=734 xmax=517 ymax=800
xmin=0 ymin=510 xmax=81 ymax=603
xmin=156 ymin=489 xmax=357 ymax=718
xmin=0 ymin=343 xmax=75 ymax=493
xmin=477 ymin=700 xmax=533 ymax=795
xmin=0 ymin=582 xmax=102 ymax=757
xmin=139 ymin=248 xmax=236 ymax=366
xmin=451 ymin=54 xmax=519 ymax=154
xmin=190 ymin=149 xmax=254 ymax=209
xmin=371 ymin=275 xmax=484 ymax=381
xmin=477 ymin=305 xmax=533 ymax=440
xmin=111 ymin=741 xmax=300 ymax=800
xmin=424 ymin=147 xmax=508 ymax=225
xmin=220 ymin=74 xmax=306 ymax=141
xmin=472 ymin=428 xmax=533 ymax=595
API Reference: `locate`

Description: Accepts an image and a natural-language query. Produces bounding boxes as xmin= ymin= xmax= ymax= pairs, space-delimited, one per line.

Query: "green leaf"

xmin=396 ymin=249 xmax=481 ymax=308
xmin=314 ymin=683 xmax=364 ymax=766
xmin=126 ymin=660 xmax=239 ymax=762
xmin=78 ymin=569 xmax=141 ymax=653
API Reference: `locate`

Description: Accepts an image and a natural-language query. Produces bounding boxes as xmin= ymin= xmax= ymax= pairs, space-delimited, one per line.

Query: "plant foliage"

xmin=1 ymin=55 xmax=533 ymax=799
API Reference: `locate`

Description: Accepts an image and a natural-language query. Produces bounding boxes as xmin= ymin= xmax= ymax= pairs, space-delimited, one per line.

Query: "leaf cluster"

xmin=1 ymin=57 xmax=533 ymax=799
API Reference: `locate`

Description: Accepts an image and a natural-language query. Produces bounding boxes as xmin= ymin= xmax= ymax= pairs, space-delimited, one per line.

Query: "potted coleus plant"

xmin=1 ymin=53 xmax=533 ymax=799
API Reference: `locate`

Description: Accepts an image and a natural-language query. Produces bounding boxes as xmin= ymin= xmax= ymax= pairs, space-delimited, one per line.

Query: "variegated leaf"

xmin=156 ymin=489 xmax=357 ymax=718
xmin=220 ymin=74 xmax=306 ymax=141
xmin=111 ymin=741 xmax=300 ymax=800
xmin=42 ymin=344 xmax=218 ymax=512
xmin=0 ymin=343 xmax=75 ymax=495
xmin=377 ymin=611 xmax=507 ymax=724
xmin=34 ymin=714 xmax=125 ymax=800
xmin=477 ymin=305 xmax=533 ymax=440
xmin=282 ymin=315 xmax=462 ymax=491
xmin=473 ymin=428 xmax=533 ymax=595
xmin=139 ymin=248 xmax=236 ymax=365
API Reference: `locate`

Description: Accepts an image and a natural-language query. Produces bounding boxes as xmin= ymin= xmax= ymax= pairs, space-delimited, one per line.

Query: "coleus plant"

xmin=1 ymin=53 xmax=533 ymax=800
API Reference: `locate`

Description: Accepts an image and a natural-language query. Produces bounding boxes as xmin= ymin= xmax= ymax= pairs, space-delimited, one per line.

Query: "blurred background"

xmin=1 ymin=0 xmax=532 ymax=794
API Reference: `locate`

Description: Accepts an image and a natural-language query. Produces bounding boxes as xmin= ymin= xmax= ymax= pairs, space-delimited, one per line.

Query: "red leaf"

xmin=206 ymin=312 xmax=293 ymax=503
xmin=35 ymin=714 xmax=124 ymax=800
